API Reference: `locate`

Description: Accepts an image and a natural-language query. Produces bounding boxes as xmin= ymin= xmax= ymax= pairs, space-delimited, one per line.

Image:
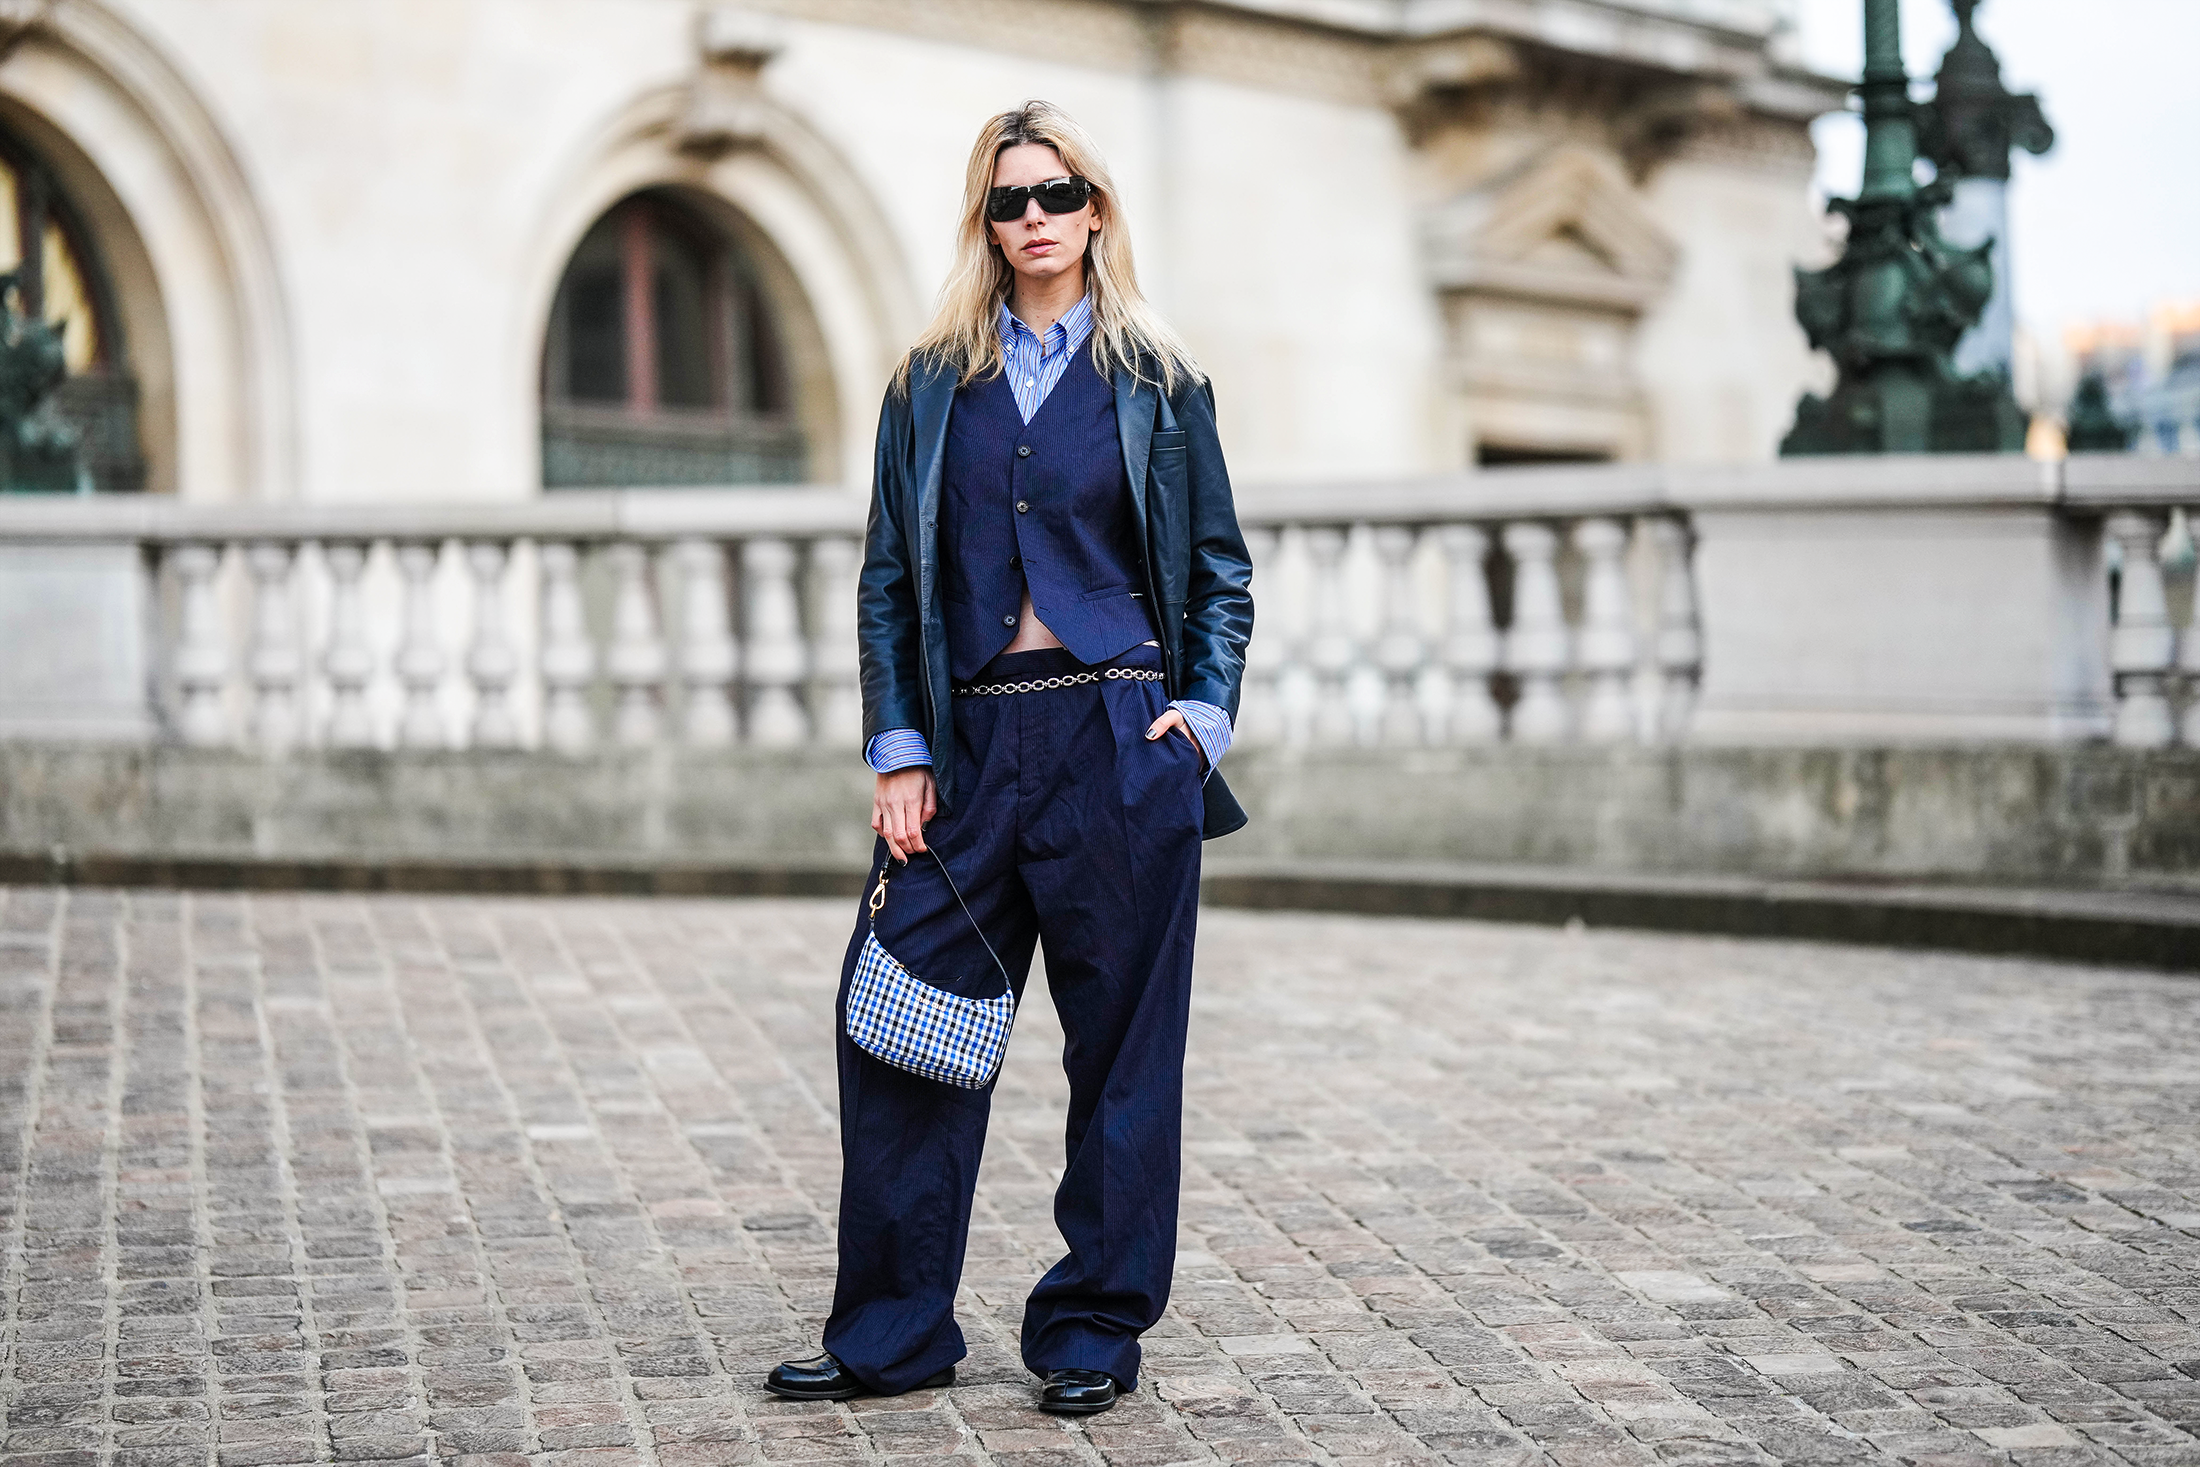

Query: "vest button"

xmin=1009 ymin=556 xmax=1021 ymax=568
xmin=1017 ymin=445 xmax=1033 ymax=458
xmin=1015 ymin=500 xmax=1029 ymax=513
xmin=1002 ymin=614 xmax=1017 ymax=627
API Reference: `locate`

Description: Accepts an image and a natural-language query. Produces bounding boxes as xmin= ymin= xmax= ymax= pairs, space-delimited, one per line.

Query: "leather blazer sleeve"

xmin=1173 ymin=377 xmax=1255 ymax=717
xmin=857 ymin=387 xmax=926 ymax=743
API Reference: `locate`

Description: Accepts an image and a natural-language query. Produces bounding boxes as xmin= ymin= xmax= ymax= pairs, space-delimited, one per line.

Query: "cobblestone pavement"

xmin=5 ymin=889 xmax=2200 ymax=1467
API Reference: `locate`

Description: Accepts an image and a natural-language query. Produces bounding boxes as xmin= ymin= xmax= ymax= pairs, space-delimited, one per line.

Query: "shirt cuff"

xmin=864 ymin=728 xmax=933 ymax=773
xmin=1170 ymin=699 xmax=1233 ymax=771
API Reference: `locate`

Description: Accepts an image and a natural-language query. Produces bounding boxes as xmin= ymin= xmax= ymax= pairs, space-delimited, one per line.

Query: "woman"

xmin=765 ymin=101 xmax=1253 ymax=1416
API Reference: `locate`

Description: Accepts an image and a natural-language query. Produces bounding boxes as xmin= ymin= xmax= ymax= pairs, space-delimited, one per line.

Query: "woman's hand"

xmin=872 ymin=767 xmax=938 ymax=861
xmin=1144 ymin=708 xmax=1206 ymax=769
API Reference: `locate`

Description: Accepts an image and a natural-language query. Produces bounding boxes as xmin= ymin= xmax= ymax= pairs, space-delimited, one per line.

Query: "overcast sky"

xmin=1791 ymin=0 xmax=2199 ymax=339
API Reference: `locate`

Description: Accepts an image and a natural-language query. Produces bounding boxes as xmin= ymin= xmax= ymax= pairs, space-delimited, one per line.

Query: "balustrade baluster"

xmin=394 ymin=541 xmax=448 ymax=748
xmin=744 ymin=535 xmax=809 ymax=746
xmin=1303 ymin=525 xmax=1357 ymax=745
xmin=170 ymin=542 xmax=230 ymax=747
xmin=1235 ymin=526 xmax=1286 ymax=744
xmin=465 ymin=540 xmax=520 ymax=748
xmin=1372 ymin=525 xmax=1425 ymax=745
xmin=1648 ymin=517 xmax=1701 ymax=742
xmin=243 ymin=540 xmax=300 ymax=752
xmin=1437 ymin=524 xmax=1502 ymax=742
xmin=1503 ymin=522 xmax=1570 ymax=743
xmin=807 ymin=534 xmax=863 ymax=746
xmin=321 ymin=542 xmax=376 ymax=748
xmin=2182 ymin=510 xmax=2200 ymax=749
xmin=1573 ymin=517 xmax=1636 ymax=743
xmin=539 ymin=542 xmax=596 ymax=753
xmin=606 ymin=542 xmax=668 ymax=746
xmin=673 ymin=538 xmax=738 ymax=746
xmin=2108 ymin=510 xmax=2176 ymax=748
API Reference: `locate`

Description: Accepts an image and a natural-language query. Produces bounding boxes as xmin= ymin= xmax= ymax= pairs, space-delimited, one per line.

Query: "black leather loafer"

xmin=765 ymin=1352 xmax=954 ymax=1401
xmin=1040 ymin=1367 xmax=1119 ymax=1414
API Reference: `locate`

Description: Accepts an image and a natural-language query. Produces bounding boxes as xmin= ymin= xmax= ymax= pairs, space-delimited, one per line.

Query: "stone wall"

xmin=3 ymin=742 xmax=2193 ymax=891
xmin=20 ymin=0 xmax=1834 ymax=512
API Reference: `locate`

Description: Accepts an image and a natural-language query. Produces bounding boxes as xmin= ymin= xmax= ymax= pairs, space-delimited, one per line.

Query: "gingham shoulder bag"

xmin=844 ymin=851 xmax=1015 ymax=1089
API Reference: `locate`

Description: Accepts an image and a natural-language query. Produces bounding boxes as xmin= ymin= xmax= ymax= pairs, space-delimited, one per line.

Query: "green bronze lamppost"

xmin=1782 ymin=0 xmax=2027 ymax=455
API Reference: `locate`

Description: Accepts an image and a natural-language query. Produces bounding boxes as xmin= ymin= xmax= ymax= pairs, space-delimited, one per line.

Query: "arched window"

xmin=0 ymin=125 xmax=141 ymax=493
xmin=542 ymin=190 xmax=804 ymax=487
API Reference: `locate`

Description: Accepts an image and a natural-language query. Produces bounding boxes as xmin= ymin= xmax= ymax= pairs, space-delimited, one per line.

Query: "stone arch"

xmin=515 ymin=80 xmax=921 ymax=489
xmin=0 ymin=0 xmax=292 ymax=500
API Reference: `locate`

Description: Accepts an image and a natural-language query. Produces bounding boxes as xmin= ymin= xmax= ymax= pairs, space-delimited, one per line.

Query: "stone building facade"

xmin=0 ymin=0 xmax=1841 ymax=506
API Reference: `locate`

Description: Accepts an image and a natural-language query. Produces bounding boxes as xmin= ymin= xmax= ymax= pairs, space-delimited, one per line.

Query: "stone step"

xmin=3 ymin=847 xmax=2194 ymax=973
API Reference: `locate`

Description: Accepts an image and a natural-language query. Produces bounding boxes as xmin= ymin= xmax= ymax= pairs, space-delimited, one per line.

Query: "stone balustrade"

xmin=2067 ymin=458 xmax=2200 ymax=750
xmin=0 ymin=490 xmax=871 ymax=751
xmin=0 ymin=455 xmax=2194 ymax=756
xmin=1233 ymin=472 xmax=1698 ymax=746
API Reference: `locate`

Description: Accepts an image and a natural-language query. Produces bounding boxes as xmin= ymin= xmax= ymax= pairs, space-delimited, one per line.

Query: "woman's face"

xmin=988 ymin=142 xmax=1100 ymax=289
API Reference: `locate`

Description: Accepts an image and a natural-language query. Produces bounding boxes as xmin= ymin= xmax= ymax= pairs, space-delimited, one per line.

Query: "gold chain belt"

xmin=950 ymin=667 xmax=1166 ymax=697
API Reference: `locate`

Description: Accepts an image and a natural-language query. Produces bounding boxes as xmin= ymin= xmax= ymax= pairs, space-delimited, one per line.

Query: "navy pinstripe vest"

xmin=939 ymin=341 xmax=1156 ymax=681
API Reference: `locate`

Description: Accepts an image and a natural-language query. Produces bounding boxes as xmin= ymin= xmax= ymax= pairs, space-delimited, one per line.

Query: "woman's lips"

xmin=1023 ymin=240 xmax=1058 ymax=254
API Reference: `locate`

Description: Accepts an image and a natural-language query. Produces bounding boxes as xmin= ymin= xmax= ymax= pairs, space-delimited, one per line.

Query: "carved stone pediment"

xmin=1423 ymin=144 xmax=1679 ymax=314
xmin=677 ymin=6 xmax=786 ymax=157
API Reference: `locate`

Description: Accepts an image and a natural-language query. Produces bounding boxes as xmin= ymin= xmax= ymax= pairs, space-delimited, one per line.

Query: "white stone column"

xmin=2107 ymin=511 xmax=2175 ymax=749
xmin=1647 ymin=517 xmax=1701 ymax=743
xmin=1573 ymin=517 xmax=1636 ymax=743
xmin=170 ymin=542 xmax=229 ymax=747
xmin=1438 ymin=523 xmax=1502 ymax=743
xmin=743 ymin=536 xmax=809 ymax=746
xmin=320 ymin=542 xmax=376 ymax=749
xmin=1303 ymin=525 xmax=1356 ymax=746
xmin=1372 ymin=525 xmax=1425 ymax=746
xmin=539 ymin=541 xmax=596 ymax=754
xmin=1503 ymin=523 xmax=1570 ymax=743
xmin=807 ymin=534 xmax=863 ymax=747
xmin=1234 ymin=526 xmax=1286 ymax=745
xmin=673 ymin=537 xmax=738 ymax=747
xmin=243 ymin=541 xmax=301 ymax=753
xmin=393 ymin=542 xmax=448 ymax=749
xmin=605 ymin=542 xmax=668 ymax=747
xmin=465 ymin=541 xmax=520 ymax=749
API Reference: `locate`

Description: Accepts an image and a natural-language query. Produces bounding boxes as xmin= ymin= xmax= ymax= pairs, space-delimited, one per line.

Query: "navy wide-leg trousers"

xmin=822 ymin=644 xmax=1205 ymax=1394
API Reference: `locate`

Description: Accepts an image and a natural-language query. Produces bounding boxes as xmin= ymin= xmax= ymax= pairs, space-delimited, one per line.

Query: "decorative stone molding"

xmin=0 ymin=0 xmax=56 ymax=64
xmin=676 ymin=6 xmax=786 ymax=157
xmin=1613 ymin=78 xmax=1746 ymax=176
xmin=1425 ymin=143 xmax=1679 ymax=313
xmin=1424 ymin=143 xmax=1680 ymax=460
xmin=731 ymin=0 xmax=1145 ymax=74
xmin=1167 ymin=7 xmax=1385 ymax=109
xmin=1380 ymin=33 xmax=1522 ymax=110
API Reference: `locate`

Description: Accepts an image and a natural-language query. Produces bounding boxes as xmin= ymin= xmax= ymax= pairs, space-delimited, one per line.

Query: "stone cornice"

xmin=1165 ymin=0 xmax=1837 ymax=89
xmin=746 ymin=0 xmax=1848 ymax=117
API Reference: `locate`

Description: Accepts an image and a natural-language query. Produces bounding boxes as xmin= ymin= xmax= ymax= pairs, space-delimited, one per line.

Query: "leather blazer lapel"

xmin=1112 ymin=365 xmax=1155 ymax=547
xmin=908 ymin=361 xmax=957 ymax=604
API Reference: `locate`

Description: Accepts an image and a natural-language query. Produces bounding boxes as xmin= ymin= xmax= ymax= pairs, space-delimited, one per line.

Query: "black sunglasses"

xmin=985 ymin=175 xmax=1094 ymax=224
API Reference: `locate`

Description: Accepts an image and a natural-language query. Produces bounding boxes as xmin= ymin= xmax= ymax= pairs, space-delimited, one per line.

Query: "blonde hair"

xmin=898 ymin=100 xmax=1200 ymax=396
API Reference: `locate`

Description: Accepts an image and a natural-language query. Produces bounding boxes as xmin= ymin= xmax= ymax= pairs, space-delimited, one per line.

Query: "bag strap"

xmin=867 ymin=852 xmax=1014 ymax=997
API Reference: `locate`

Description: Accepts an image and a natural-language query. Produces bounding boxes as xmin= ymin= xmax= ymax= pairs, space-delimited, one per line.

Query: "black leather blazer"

xmin=857 ymin=350 xmax=1255 ymax=839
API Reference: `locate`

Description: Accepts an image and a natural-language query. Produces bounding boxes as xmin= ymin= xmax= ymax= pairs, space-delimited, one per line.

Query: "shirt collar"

xmin=998 ymin=293 xmax=1094 ymax=358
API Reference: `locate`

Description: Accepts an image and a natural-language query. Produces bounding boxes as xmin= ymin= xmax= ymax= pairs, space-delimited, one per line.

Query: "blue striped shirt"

xmin=1006 ymin=293 xmax=1094 ymax=420
xmin=865 ymin=296 xmax=1235 ymax=777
